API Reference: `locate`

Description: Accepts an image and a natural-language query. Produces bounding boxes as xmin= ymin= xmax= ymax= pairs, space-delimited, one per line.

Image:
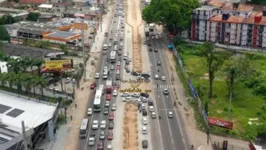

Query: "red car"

xmin=108 ymin=112 xmax=114 ymax=120
xmin=116 ymin=66 xmax=120 ymax=71
xmin=106 ymin=94 xmax=112 ymax=101
xmin=97 ymin=142 xmax=104 ymax=150
xmin=107 ymin=130 xmax=113 ymax=140
xmin=90 ymin=83 xmax=96 ymax=89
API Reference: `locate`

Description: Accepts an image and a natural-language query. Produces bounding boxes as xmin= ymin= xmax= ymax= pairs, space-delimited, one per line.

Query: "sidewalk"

xmin=39 ymin=4 xmax=114 ymax=150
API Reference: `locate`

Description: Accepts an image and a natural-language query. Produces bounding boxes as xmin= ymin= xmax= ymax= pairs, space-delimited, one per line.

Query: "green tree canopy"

xmin=0 ymin=25 xmax=10 ymax=42
xmin=26 ymin=12 xmax=41 ymax=21
xmin=0 ymin=15 xmax=15 ymax=25
xmin=142 ymin=0 xmax=199 ymax=34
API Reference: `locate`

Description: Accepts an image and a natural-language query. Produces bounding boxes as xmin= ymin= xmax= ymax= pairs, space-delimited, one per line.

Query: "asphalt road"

xmin=147 ymin=36 xmax=190 ymax=150
xmin=78 ymin=1 xmax=126 ymax=150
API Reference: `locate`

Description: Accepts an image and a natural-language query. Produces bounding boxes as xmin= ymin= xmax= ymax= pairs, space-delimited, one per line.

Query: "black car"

xmin=154 ymin=48 xmax=158 ymax=52
xmin=103 ymin=107 xmax=109 ymax=115
xmin=157 ymin=61 xmax=161 ymax=66
xmin=109 ymin=121 xmax=114 ymax=129
xmin=148 ymin=100 xmax=153 ymax=106
xmin=141 ymin=73 xmax=150 ymax=78
xmin=142 ymin=109 xmax=147 ymax=116
xmin=131 ymin=71 xmax=138 ymax=76
xmin=142 ymin=140 xmax=148 ymax=149
xmin=140 ymin=92 xmax=149 ymax=98
xmin=148 ymin=43 xmax=151 ymax=46
xmin=149 ymin=48 xmax=152 ymax=51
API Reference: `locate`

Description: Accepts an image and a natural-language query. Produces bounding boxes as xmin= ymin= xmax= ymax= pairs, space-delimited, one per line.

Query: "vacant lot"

xmin=176 ymin=42 xmax=266 ymax=140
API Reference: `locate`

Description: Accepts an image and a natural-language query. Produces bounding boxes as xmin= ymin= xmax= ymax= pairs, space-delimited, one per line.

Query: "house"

xmin=18 ymin=0 xmax=48 ymax=8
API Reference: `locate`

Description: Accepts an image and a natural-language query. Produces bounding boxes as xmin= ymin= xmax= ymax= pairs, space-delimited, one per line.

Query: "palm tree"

xmin=7 ymin=58 xmax=21 ymax=73
xmin=6 ymin=72 xmax=17 ymax=92
xmin=32 ymin=59 xmax=44 ymax=75
xmin=0 ymin=73 xmax=8 ymax=86
xmin=38 ymin=77 xmax=48 ymax=99
xmin=31 ymin=76 xmax=40 ymax=96
xmin=20 ymin=56 xmax=32 ymax=72
xmin=14 ymin=72 xmax=23 ymax=94
xmin=20 ymin=73 xmax=32 ymax=95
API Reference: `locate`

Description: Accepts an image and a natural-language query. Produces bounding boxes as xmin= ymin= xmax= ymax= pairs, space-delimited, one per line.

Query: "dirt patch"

xmin=123 ymin=102 xmax=138 ymax=150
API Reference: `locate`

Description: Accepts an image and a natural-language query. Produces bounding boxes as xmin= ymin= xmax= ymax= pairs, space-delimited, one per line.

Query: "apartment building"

xmin=191 ymin=1 xmax=266 ymax=48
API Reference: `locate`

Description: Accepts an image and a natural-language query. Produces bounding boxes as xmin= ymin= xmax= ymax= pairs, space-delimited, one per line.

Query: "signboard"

xmin=45 ymin=59 xmax=73 ymax=70
xmin=208 ymin=117 xmax=233 ymax=130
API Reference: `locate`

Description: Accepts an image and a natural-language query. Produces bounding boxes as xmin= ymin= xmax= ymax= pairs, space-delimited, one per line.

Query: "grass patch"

xmin=175 ymin=42 xmax=266 ymax=140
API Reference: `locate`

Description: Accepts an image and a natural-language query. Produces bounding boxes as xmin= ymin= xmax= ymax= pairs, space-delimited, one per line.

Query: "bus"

xmin=144 ymin=27 xmax=149 ymax=37
xmin=79 ymin=118 xmax=89 ymax=138
xmin=93 ymin=89 xmax=103 ymax=112
xmin=110 ymin=51 xmax=116 ymax=63
xmin=103 ymin=69 xmax=109 ymax=79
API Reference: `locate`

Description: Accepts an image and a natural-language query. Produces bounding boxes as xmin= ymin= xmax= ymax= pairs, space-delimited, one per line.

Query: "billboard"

xmin=208 ymin=117 xmax=233 ymax=130
xmin=45 ymin=59 xmax=73 ymax=70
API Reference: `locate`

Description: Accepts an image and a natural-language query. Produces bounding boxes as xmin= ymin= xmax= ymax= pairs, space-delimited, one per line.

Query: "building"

xmin=43 ymin=31 xmax=82 ymax=45
xmin=0 ymin=90 xmax=58 ymax=150
xmin=18 ymin=0 xmax=48 ymax=7
xmin=190 ymin=1 xmax=266 ymax=48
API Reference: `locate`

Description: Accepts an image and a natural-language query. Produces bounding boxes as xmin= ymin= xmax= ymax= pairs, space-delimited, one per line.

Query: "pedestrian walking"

xmin=75 ymin=104 xmax=77 ymax=108
xmin=70 ymin=115 xmax=73 ymax=120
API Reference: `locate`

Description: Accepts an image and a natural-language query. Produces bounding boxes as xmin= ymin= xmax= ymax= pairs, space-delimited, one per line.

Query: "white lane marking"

xmin=157 ymin=45 xmax=185 ymax=139
xmin=182 ymin=138 xmax=185 ymax=144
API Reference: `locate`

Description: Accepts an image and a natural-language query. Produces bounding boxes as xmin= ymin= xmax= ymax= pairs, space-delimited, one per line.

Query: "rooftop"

xmin=44 ymin=31 xmax=80 ymax=39
xmin=221 ymin=2 xmax=233 ymax=11
xmin=237 ymin=4 xmax=254 ymax=12
xmin=38 ymin=4 xmax=53 ymax=8
xmin=19 ymin=0 xmax=48 ymax=4
xmin=227 ymin=15 xmax=245 ymax=23
xmin=2 ymin=43 xmax=61 ymax=59
xmin=0 ymin=90 xmax=57 ymax=130
xmin=208 ymin=0 xmax=225 ymax=8
xmin=195 ymin=5 xmax=218 ymax=11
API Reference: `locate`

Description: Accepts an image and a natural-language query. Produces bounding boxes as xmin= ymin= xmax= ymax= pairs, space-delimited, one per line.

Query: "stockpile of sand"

xmin=123 ymin=102 xmax=139 ymax=150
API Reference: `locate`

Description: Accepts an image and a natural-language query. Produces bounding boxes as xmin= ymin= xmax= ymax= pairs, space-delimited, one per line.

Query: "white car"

xmin=168 ymin=111 xmax=173 ymax=118
xmin=149 ymin=106 xmax=154 ymax=112
xmin=128 ymin=57 xmax=131 ymax=62
xmin=92 ymin=120 xmax=99 ymax=130
xmin=111 ymin=104 xmax=116 ymax=111
xmin=100 ymin=120 xmax=107 ymax=129
xmin=87 ymin=108 xmax=92 ymax=116
xmin=142 ymin=126 xmax=147 ymax=134
xmin=151 ymin=112 xmax=156 ymax=119
xmin=95 ymin=73 xmax=100 ymax=79
xmin=161 ymin=76 xmax=166 ymax=81
xmin=113 ymin=90 xmax=118 ymax=96
xmin=154 ymin=74 xmax=159 ymax=79
xmin=121 ymin=92 xmax=129 ymax=97
xmin=132 ymin=93 xmax=140 ymax=98
xmin=109 ymin=43 xmax=112 ymax=47
xmin=88 ymin=137 xmax=95 ymax=146
xmin=110 ymin=65 xmax=114 ymax=70
xmin=105 ymin=101 xmax=110 ymax=107
xmin=142 ymin=117 xmax=148 ymax=125
xmin=141 ymin=97 xmax=147 ymax=103
xmin=117 ymin=61 xmax=121 ymax=66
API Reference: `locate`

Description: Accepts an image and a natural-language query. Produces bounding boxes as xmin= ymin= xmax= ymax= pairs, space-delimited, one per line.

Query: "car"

xmin=151 ymin=35 xmax=155 ymax=39
xmin=90 ymin=82 xmax=96 ymax=89
xmin=149 ymin=48 xmax=152 ymax=51
xmin=136 ymin=98 xmax=142 ymax=104
xmin=108 ymin=112 xmax=114 ymax=120
xmin=109 ymin=121 xmax=114 ymax=129
xmin=131 ymin=71 xmax=138 ymax=76
xmin=65 ymin=77 xmax=71 ymax=83
xmin=142 ymin=109 xmax=147 ymax=116
xmin=154 ymin=74 xmax=159 ymax=79
xmin=128 ymin=57 xmax=131 ymax=62
xmin=140 ymin=92 xmax=149 ymax=98
xmin=161 ymin=76 xmax=166 ymax=81
xmin=157 ymin=61 xmax=161 ymax=66
xmin=92 ymin=120 xmax=99 ymax=130
xmin=106 ymin=94 xmax=112 ymax=101
xmin=105 ymin=101 xmax=110 ymax=107
xmin=110 ymin=37 xmax=113 ymax=40
xmin=87 ymin=108 xmax=92 ymax=116
xmin=95 ymin=73 xmax=100 ymax=79
xmin=111 ymin=104 xmax=116 ymax=111
xmin=149 ymin=106 xmax=154 ymax=112
xmin=132 ymin=93 xmax=140 ymax=98
xmin=168 ymin=111 xmax=173 ymax=118
xmin=121 ymin=92 xmax=129 ymax=97
xmin=123 ymin=96 xmax=131 ymax=102
xmin=88 ymin=135 xmax=95 ymax=146
xmin=103 ymin=107 xmax=109 ymax=115
xmin=103 ymin=51 xmax=107 ymax=55
xmin=107 ymin=130 xmax=113 ymax=140
xmin=110 ymin=65 xmax=114 ymax=70
xmin=142 ymin=126 xmax=147 ymax=134
xmin=113 ymin=90 xmax=118 ymax=96
xmin=141 ymin=97 xmax=147 ymax=103
xmin=163 ymin=89 xmax=169 ymax=95
xmin=117 ymin=61 xmax=121 ymax=66
xmin=148 ymin=43 xmax=151 ymax=46
xmin=107 ymin=144 xmax=112 ymax=150
xmin=126 ymin=67 xmax=130 ymax=73
xmin=100 ymin=120 xmax=107 ymax=129
xmin=104 ymin=66 xmax=108 ymax=70
xmin=97 ymin=141 xmax=104 ymax=150
xmin=148 ymin=100 xmax=153 ymax=106
xmin=99 ymin=131 xmax=105 ymax=140
xmin=151 ymin=112 xmax=156 ymax=119
xmin=142 ymin=117 xmax=148 ymax=125
xmin=154 ymin=48 xmax=158 ymax=52
xmin=142 ymin=140 xmax=148 ymax=149
xmin=118 ymin=51 xmax=122 ymax=55
xmin=141 ymin=73 xmax=150 ymax=78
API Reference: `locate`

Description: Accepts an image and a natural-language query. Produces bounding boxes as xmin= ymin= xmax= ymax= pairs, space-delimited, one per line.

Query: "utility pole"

xmin=22 ymin=121 xmax=28 ymax=150
xmin=100 ymin=0 xmax=103 ymax=32
xmin=82 ymin=18 xmax=86 ymax=82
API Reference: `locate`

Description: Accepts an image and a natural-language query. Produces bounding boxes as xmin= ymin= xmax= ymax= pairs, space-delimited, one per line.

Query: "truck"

xmin=149 ymin=23 xmax=155 ymax=32
xmin=105 ymin=80 xmax=113 ymax=94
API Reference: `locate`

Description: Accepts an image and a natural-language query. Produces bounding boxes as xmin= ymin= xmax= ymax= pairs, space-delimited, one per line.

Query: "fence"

xmin=213 ymin=141 xmax=249 ymax=150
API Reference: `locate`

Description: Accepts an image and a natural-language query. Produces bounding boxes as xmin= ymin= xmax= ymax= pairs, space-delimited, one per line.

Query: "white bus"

xmin=79 ymin=118 xmax=89 ymax=138
xmin=103 ymin=69 xmax=109 ymax=79
xmin=93 ymin=89 xmax=103 ymax=112
xmin=110 ymin=51 xmax=116 ymax=63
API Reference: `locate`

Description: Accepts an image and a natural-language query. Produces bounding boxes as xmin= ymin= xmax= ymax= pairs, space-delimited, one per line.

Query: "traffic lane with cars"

xmin=146 ymin=42 xmax=175 ymax=150
xmin=152 ymin=39 xmax=188 ymax=150
xmin=77 ymin=4 xmax=121 ymax=150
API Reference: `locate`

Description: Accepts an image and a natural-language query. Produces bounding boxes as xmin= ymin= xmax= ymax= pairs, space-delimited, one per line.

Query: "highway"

xmin=78 ymin=0 xmax=126 ymax=149
xmin=147 ymin=36 xmax=190 ymax=150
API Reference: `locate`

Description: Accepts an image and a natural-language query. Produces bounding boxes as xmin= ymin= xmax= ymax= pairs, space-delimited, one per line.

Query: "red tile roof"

xmin=19 ymin=0 xmax=47 ymax=4
xmin=208 ymin=0 xmax=225 ymax=8
xmin=227 ymin=16 xmax=245 ymax=23
xmin=221 ymin=2 xmax=233 ymax=11
xmin=237 ymin=4 xmax=254 ymax=12
xmin=210 ymin=15 xmax=222 ymax=22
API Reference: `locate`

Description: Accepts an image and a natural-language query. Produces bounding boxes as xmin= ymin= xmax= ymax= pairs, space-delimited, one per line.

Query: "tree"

xmin=0 ymin=15 xmax=15 ymax=25
xmin=6 ymin=72 xmax=17 ymax=91
xmin=34 ymin=40 xmax=51 ymax=49
xmin=59 ymin=44 xmax=69 ymax=55
xmin=26 ymin=12 xmax=40 ymax=21
xmin=0 ymin=25 xmax=10 ymax=42
xmin=201 ymin=42 xmax=227 ymax=98
xmin=32 ymin=59 xmax=44 ymax=75
xmin=142 ymin=0 xmax=199 ymax=34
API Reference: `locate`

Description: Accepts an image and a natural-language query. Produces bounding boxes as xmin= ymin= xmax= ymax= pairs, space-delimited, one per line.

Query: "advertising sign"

xmin=45 ymin=59 xmax=73 ymax=70
xmin=208 ymin=117 xmax=233 ymax=130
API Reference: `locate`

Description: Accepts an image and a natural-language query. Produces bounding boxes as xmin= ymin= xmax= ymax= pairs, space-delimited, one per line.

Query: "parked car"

xmin=140 ymin=93 xmax=149 ymax=98
xmin=109 ymin=121 xmax=114 ymax=129
xmin=90 ymin=82 xmax=96 ymax=89
xmin=87 ymin=108 xmax=92 ymax=116
xmin=103 ymin=108 xmax=109 ymax=115
xmin=142 ymin=140 xmax=148 ymax=149
xmin=99 ymin=131 xmax=105 ymax=140
xmin=97 ymin=142 xmax=104 ymax=150
xmin=107 ymin=130 xmax=113 ymax=140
